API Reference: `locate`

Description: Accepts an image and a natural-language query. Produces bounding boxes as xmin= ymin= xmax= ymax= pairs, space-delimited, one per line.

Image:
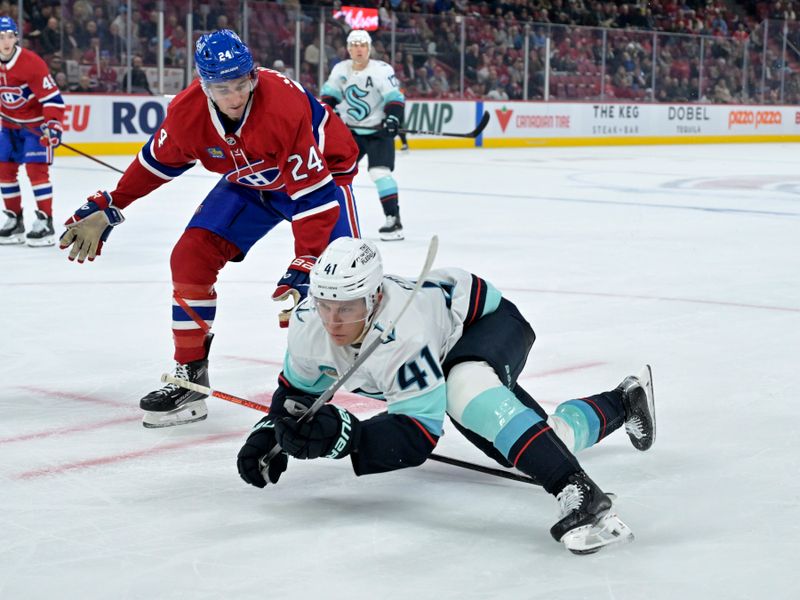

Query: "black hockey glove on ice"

xmin=237 ymin=416 xmax=288 ymax=488
xmin=275 ymin=397 xmax=361 ymax=460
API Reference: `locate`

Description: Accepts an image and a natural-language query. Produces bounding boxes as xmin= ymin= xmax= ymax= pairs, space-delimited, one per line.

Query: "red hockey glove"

xmin=272 ymin=256 xmax=316 ymax=328
xmin=39 ymin=120 xmax=63 ymax=148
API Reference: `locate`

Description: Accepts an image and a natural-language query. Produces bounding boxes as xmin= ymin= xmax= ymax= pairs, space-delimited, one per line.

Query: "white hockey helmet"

xmin=310 ymin=237 xmax=383 ymax=316
xmin=346 ymin=29 xmax=372 ymax=47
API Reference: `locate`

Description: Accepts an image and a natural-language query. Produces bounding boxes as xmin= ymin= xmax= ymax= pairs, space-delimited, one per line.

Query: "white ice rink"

xmin=2 ymin=143 xmax=799 ymax=599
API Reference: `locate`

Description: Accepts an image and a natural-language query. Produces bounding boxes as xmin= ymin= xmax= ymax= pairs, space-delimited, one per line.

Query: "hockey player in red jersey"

xmin=0 ymin=16 xmax=65 ymax=247
xmin=59 ymin=29 xmax=361 ymax=428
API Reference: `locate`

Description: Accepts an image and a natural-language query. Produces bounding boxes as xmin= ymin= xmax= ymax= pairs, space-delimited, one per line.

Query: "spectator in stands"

xmin=62 ymin=20 xmax=81 ymax=61
xmin=73 ymin=0 xmax=93 ymax=24
xmin=47 ymin=52 xmax=66 ymax=80
xmin=70 ymin=74 xmax=94 ymax=94
xmin=272 ymin=59 xmax=295 ymax=80
xmin=122 ymin=55 xmax=152 ymax=95
xmin=88 ymin=52 xmax=119 ymax=93
xmin=77 ymin=20 xmax=98 ymax=51
xmin=40 ymin=16 xmax=61 ymax=55
xmin=54 ymin=71 xmax=68 ymax=91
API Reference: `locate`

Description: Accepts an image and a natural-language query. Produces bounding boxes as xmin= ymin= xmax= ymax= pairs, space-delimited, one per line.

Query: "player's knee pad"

xmin=25 ymin=162 xmax=50 ymax=185
xmin=368 ymin=166 xmax=392 ymax=182
xmin=0 ymin=161 xmax=20 ymax=181
xmin=170 ymin=228 xmax=239 ymax=290
xmin=447 ymin=361 xmax=538 ymax=442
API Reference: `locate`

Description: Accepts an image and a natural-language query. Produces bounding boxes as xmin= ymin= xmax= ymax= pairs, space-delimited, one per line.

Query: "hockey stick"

xmin=0 ymin=112 xmax=125 ymax=174
xmin=160 ymin=373 xmax=541 ymax=487
xmin=354 ymin=111 xmax=490 ymax=139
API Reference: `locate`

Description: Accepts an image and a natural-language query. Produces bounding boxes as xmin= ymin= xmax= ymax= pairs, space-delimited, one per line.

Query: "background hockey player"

xmin=59 ymin=30 xmax=361 ymax=429
xmin=237 ymin=237 xmax=657 ymax=554
xmin=0 ymin=16 xmax=64 ymax=247
xmin=321 ymin=30 xmax=405 ymax=241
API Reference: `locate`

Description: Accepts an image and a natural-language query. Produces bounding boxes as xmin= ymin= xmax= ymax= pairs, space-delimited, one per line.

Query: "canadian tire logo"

xmin=496 ymin=107 xmax=513 ymax=132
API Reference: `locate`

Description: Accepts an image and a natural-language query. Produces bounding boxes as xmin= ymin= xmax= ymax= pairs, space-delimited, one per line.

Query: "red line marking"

xmin=220 ymin=355 xmax=283 ymax=367
xmin=0 ymin=415 xmax=140 ymax=445
xmin=15 ymin=431 xmax=242 ymax=480
xmin=18 ymin=386 xmax=130 ymax=408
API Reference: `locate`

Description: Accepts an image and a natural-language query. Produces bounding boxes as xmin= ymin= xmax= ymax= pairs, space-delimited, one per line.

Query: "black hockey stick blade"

xmin=428 ymin=454 xmax=541 ymax=486
xmin=400 ymin=110 xmax=489 ymax=138
xmin=353 ymin=112 xmax=490 ymax=139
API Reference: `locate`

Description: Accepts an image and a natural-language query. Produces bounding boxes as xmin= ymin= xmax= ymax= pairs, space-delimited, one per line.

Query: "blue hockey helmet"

xmin=0 ymin=16 xmax=18 ymax=35
xmin=194 ymin=29 xmax=254 ymax=83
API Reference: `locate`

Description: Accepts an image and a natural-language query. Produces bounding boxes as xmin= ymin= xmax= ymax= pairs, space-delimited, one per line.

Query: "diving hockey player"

xmin=237 ymin=237 xmax=656 ymax=554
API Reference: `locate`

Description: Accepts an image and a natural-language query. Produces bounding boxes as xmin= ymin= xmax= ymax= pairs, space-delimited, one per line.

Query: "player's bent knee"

xmin=368 ymin=166 xmax=392 ymax=182
xmin=446 ymin=361 xmax=504 ymax=424
xmin=25 ymin=162 xmax=50 ymax=184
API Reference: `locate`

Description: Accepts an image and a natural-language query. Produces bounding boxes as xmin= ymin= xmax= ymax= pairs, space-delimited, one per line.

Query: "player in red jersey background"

xmin=60 ymin=29 xmax=361 ymax=428
xmin=0 ymin=16 xmax=64 ymax=247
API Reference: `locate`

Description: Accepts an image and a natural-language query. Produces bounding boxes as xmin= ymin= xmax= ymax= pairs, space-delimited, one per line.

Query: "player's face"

xmin=206 ymin=75 xmax=253 ymax=120
xmin=0 ymin=31 xmax=17 ymax=57
xmin=348 ymin=42 xmax=370 ymax=69
xmin=315 ymin=297 xmax=369 ymax=346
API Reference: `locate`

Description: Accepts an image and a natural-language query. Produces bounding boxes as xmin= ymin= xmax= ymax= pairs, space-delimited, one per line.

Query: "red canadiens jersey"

xmin=111 ymin=69 xmax=359 ymax=209
xmin=0 ymin=47 xmax=65 ymax=126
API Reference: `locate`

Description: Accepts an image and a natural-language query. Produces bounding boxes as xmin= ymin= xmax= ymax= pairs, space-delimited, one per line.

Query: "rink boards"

xmin=53 ymin=94 xmax=800 ymax=156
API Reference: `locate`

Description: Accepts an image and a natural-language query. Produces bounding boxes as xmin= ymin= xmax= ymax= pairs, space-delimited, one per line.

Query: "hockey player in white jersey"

xmin=321 ymin=30 xmax=405 ymax=241
xmin=237 ymin=238 xmax=656 ymax=554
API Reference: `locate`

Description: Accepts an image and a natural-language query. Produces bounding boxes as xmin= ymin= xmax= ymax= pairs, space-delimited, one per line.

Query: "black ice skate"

xmin=26 ymin=210 xmax=55 ymax=247
xmin=141 ymin=337 xmax=213 ymax=428
xmin=379 ymin=213 xmax=404 ymax=241
xmin=550 ymin=471 xmax=634 ymax=554
xmin=618 ymin=364 xmax=656 ymax=451
xmin=0 ymin=209 xmax=24 ymax=245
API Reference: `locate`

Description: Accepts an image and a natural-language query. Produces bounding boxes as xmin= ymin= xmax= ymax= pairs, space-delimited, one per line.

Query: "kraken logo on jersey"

xmin=0 ymin=86 xmax=26 ymax=109
xmin=224 ymin=159 xmax=284 ymax=190
xmin=343 ymin=85 xmax=370 ymax=121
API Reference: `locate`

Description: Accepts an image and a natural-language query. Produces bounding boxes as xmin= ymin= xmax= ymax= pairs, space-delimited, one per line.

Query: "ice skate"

xmin=25 ymin=209 xmax=55 ymax=247
xmin=550 ymin=471 xmax=634 ymax=555
xmin=141 ymin=358 xmax=209 ymax=428
xmin=618 ymin=364 xmax=656 ymax=451
xmin=0 ymin=209 xmax=24 ymax=245
xmin=378 ymin=213 xmax=404 ymax=241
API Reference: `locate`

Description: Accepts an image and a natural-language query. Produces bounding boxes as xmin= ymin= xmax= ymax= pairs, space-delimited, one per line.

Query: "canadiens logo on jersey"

xmin=0 ymin=86 xmax=26 ymax=109
xmin=224 ymin=159 xmax=284 ymax=190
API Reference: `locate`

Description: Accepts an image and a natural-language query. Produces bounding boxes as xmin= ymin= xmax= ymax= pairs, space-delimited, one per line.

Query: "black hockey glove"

xmin=275 ymin=398 xmax=362 ymax=460
xmin=237 ymin=416 xmax=288 ymax=488
xmin=382 ymin=115 xmax=400 ymax=137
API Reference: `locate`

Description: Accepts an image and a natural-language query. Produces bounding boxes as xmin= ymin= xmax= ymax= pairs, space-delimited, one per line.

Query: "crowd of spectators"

xmin=4 ymin=0 xmax=800 ymax=103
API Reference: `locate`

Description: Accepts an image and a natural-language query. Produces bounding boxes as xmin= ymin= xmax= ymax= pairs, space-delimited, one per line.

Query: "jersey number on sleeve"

xmin=397 ymin=346 xmax=443 ymax=391
xmin=287 ymin=146 xmax=324 ymax=181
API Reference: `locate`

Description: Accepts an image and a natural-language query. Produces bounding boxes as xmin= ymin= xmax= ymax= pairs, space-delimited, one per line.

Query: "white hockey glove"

xmin=59 ymin=191 xmax=125 ymax=263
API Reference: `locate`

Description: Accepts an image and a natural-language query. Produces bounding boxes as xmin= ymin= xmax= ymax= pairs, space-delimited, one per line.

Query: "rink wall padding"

xmin=53 ymin=94 xmax=800 ymax=157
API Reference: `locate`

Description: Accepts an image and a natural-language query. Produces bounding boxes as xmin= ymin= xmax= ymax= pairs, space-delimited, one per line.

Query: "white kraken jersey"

xmin=283 ymin=268 xmax=502 ymax=436
xmin=321 ymin=59 xmax=405 ymax=134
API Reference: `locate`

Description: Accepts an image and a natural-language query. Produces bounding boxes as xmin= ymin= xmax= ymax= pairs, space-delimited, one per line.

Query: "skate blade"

xmin=561 ymin=512 xmax=634 ymax=555
xmin=142 ymin=400 xmax=208 ymax=428
xmin=0 ymin=234 xmax=25 ymax=245
xmin=26 ymin=237 xmax=56 ymax=248
xmin=379 ymin=231 xmax=404 ymax=242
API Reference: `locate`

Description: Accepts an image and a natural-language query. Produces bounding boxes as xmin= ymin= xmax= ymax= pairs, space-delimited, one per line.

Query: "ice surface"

xmin=2 ymin=144 xmax=799 ymax=599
